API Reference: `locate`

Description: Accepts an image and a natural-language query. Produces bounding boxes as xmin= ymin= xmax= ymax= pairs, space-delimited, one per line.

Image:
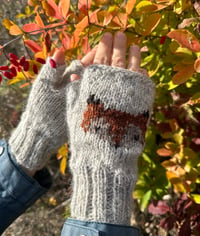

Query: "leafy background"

xmin=0 ymin=0 xmax=200 ymax=235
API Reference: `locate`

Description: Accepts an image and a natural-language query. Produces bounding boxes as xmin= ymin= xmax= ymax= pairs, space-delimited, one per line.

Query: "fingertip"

xmin=53 ymin=49 xmax=65 ymax=65
xmin=70 ymin=74 xmax=80 ymax=82
xmin=130 ymin=44 xmax=140 ymax=52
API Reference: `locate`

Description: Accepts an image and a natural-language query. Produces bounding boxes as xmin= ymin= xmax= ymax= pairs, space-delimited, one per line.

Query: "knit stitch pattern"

xmin=9 ymin=58 xmax=69 ymax=170
xmin=66 ymin=64 xmax=155 ymax=225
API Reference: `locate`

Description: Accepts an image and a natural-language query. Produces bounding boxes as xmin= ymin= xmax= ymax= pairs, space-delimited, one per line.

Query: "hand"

xmin=81 ymin=31 xmax=147 ymax=74
xmin=53 ymin=31 xmax=148 ymax=81
xmin=65 ymin=32 xmax=155 ymax=224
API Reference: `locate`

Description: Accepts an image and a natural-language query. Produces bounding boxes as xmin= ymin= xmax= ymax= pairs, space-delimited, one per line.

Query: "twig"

xmin=48 ymin=199 xmax=71 ymax=216
xmin=0 ymin=35 xmax=22 ymax=50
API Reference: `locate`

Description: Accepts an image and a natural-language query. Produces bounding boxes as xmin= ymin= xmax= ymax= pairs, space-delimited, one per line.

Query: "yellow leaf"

xmin=136 ymin=1 xmax=157 ymax=13
xmin=3 ymin=19 xmax=14 ymax=30
xmin=190 ymin=194 xmax=200 ymax=204
xmin=173 ymin=128 xmax=184 ymax=144
xmin=49 ymin=197 xmax=57 ymax=206
xmin=60 ymin=156 xmax=67 ymax=175
xmin=57 ymin=143 xmax=68 ymax=160
xmin=57 ymin=143 xmax=68 ymax=175
xmin=135 ymin=13 xmax=161 ymax=36
xmin=8 ymin=72 xmax=26 ymax=85
xmin=166 ymin=171 xmax=188 ymax=192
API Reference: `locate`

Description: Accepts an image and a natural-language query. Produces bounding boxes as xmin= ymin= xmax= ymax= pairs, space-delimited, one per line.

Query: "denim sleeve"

xmin=0 ymin=139 xmax=52 ymax=234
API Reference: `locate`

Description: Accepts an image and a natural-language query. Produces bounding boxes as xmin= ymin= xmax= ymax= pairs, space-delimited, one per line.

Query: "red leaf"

xmin=23 ymin=61 xmax=30 ymax=71
xmin=167 ymin=29 xmax=200 ymax=52
xmin=160 ymin=35 xmax=166 ymax=44
xmin=22 ymin=23 xmax=42 ymax=35
xmin=179 ymin=220 xmax=191 ymax=236
xmin=33 ymin=64 xmax=38 ymax=74
xmin=36 ymin=58 xmax=46 ymax=64
xmin=0 ymin=74 xmax=2 ymax=84
xmin=24 ymin=40 xmax=42 ymax=53
xmin=78 ymin=0 xmax=92 ymax=15
xmin=19 ymin=56 xmax=26 ymax=66
xmin=0 ymin=66 xmax=9 ymax=71
xmin=148 ymin=201 xmax=170 ymax=215
xmin=9 ymin=53 xmax=18 ymax=60
xmin=160 ymin=216 xmax=176 ymax=230
xmin=3 ymin=71 xmax=13 ymax=79
xmin=10 ymin=66 xmax=17 ymax=76
xmin=45 ymin=33 xmax=52 ymax=52
xmin=59 ymin=0 xmax=70 ymax=19
xmin=10 ymin=59 xmax=19 ymax=67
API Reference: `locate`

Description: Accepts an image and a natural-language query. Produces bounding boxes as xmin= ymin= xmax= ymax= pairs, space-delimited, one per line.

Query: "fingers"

xmin=81 ymin=46 xmax=98 ymax=67
xmin=127 ymin=45 xmax=141 ymax=71
xmin=111 ymin=32 xmax=127 ymax=68
xmin=53 ymin=49 xmax=65 ymax=65
xmin=93 ymin=32 xmax=113 ymax=65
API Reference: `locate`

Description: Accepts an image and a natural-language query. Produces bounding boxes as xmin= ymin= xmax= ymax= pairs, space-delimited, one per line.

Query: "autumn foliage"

xmin=0 ymin=0 xmax=200 ymax=234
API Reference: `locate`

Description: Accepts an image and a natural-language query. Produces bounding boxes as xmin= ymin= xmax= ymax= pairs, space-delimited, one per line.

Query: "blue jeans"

xmin=61 ymin=218 xmax=141 ymax=236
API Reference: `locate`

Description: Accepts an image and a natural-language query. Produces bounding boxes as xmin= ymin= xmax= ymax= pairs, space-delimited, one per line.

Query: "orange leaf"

xmin=72 ymin=16 xmax=89 ymax=47
xmin=72 ymin=9 xmax=99 ymax=47
xmin=97 ymin=10 xmax=112 ymax=26
xmin=78 ymin=0 xmax=92 ymax=15
xmin=194 ymin=58 xmax=200 ymax=73
xmin=167 ymin=29 xmax=200 ymax=52
xmin=20 ymin=82 xmax=31 ymax=88
xmin=61 ymin=32 xmax=71 ymax=50
xmin=172 ymin=64 xmax=194 ymax=85
xmin=83 ymin=37 xmax=90 ymax=54
xmin=58 ymin=0 xmax=70 ymax=19
xmin=42 ymin=0 xmax=61 ymax=19
xmin=28 ymin=0 xmax=40 ymax=6
xmin=9 ymin=25 xmax=23 ymax=35
xmin=126 ymin=0 xmax=136 ymax=15
xmin=157 ymin=148 xmax=173 ymax=157
xmin=24 ymin=39 xmax=42 ymax=53
xmin=35 ymin=12 xmax=45 ymax=28
xmin=112 ymin=12 xmax=128 ymax=29
xmin=22 ymin=23 xmax=41 ymax=35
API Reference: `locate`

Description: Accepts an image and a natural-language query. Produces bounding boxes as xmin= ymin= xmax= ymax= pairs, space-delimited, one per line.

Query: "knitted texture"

xmin=66 ymin=64 xmax=155 ymax=225
xmin=8 ymin=58 xmax=80 ymax=171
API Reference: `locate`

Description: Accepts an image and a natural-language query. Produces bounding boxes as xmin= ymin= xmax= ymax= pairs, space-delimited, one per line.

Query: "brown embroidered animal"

xmin=81 ymin=94 xmax=149 ymax=147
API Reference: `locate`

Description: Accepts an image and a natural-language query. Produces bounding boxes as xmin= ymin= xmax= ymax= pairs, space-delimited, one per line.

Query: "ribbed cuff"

xmin=70 ymin=165 xmax=136 ymax=225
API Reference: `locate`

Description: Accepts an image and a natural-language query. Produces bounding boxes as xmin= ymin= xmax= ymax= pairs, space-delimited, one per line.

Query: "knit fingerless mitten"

xmin=66 ymin=64 xmax=155 ymax=225
xmin=9 ymin=59 xmax=68 ymax=171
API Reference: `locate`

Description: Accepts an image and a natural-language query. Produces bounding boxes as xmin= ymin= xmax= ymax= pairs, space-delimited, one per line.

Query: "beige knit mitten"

xmin=9 ymin=58 xmax=71 ymax=171
xmin=66 ymin=63 xmax=155 ymax=225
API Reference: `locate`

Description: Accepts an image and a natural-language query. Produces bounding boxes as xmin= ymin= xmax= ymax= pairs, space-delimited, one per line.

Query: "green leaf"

xmin=140 ymin=190 xmax=152 ymax=211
